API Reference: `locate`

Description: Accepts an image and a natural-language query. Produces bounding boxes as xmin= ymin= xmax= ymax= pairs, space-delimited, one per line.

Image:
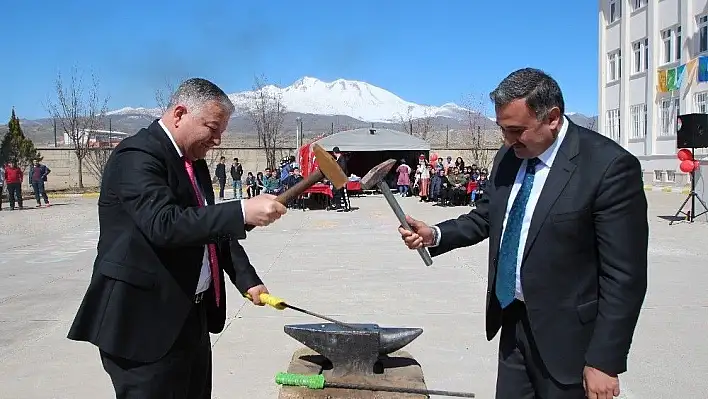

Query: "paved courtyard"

xmin=0 ymin=190 xmax=706 ymax=398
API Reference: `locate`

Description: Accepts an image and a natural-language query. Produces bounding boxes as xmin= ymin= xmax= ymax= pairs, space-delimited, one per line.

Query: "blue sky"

xmin=3 ymin=0 xmax=598 ymax=120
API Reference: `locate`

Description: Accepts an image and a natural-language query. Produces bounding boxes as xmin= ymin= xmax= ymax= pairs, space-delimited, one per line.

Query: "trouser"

xmin=496 ymin=300 xmax=585 ymax=399
xmin=32 ymin=181 xmax=49 ymax=204
xmin=100 ymin=300 xmax=211 ymax=399
xmin=232 ymin=179 xmax=243 ymax=199
xmin=0 ymin=184 xmax=3 ymax=208
xmin=332 ymin=187 xmax=350 ymax=209
xmin=397 ymin=185 xmax=409 ymax=196
xmin=217 ymin=178 xmax=226 ymax=199
xmin=6 ymin=183 xmax=22 ymax=209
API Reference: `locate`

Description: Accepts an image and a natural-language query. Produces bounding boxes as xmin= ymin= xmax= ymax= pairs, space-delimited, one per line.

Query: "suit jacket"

xmin=429 ymin=120 xmax=648 ymax=385
xmin=67 ymin=120 xmax=260 ymax=363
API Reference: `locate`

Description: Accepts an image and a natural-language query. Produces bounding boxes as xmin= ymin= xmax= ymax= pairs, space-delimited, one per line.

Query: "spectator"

xmin=0 ymin=162 xmax=4 ymax=210
xmin=230 ymin=157 xmax=243 ymax=200
xmin=255 ymin=171 xmax=265 ymax=195
xmin=4 ymin=160 xmax=23 ymax=210
xmin=214 ymin=156 xmax=226 ymax=200
xmin=28 ymin=158 xmax=51 ymax=207
xmin=396 ymin=159 xmax=411 ymax=197
xmin=415 ymin=159 xmax=431 ymax=202
xmin=245 ymin=172 xmax=256 ymax=198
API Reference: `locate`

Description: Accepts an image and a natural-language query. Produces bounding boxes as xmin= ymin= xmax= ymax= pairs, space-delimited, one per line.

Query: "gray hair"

xmin=489 ymin=68 xmax=565 ymax=121
xmin=167 ymin=78 xmax=235 ymax=115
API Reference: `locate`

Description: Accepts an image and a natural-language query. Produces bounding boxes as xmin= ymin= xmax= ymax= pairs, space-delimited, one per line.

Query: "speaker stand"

xmin=670 ymin=152 xmax=708 ymax=224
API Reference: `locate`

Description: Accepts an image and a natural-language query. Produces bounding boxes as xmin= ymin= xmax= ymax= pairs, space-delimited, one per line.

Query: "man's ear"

xmin=547 ymin=107 xmax=562 ymax=131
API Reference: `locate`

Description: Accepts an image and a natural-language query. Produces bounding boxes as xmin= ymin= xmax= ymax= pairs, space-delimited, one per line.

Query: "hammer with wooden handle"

xmin=245 ymin=143 xmax=348 ymax=231
xmin=360 ymin=159 xmax=433 ymax=266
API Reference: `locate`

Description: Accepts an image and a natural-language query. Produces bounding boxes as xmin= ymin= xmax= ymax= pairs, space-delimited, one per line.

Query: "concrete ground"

xmin=0 ymin=190 xmax=706 ymax=398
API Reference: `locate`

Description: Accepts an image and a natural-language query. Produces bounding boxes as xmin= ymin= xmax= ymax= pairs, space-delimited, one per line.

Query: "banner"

xmin=698 ymin=56 xmax=708 ymax=82
xmin=657 ymin=69 xmax=668 ymax=92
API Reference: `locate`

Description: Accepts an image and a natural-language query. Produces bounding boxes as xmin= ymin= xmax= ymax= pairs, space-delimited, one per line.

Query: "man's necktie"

xmin=495 ymin=157 xmax=540 ymax=309
xmin=184 ymin=158 xmax=221 ymax=307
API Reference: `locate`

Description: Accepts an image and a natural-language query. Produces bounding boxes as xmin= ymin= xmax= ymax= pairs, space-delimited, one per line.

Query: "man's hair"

xmin=489 ymin=68 xmax=565 ymax=121
xmin=167 ymin=78 xmax=235 ymax=115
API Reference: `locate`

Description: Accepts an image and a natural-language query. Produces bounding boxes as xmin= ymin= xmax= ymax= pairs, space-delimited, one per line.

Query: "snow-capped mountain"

xmin=106 ymin=76 xmax=476 ymax=123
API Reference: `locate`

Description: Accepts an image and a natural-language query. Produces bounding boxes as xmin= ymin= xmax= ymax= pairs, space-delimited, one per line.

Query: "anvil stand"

xmin=671 ymin=148 xmax=708 ymax=224
xmin=278 ymin=323 xmax=428 ymax=399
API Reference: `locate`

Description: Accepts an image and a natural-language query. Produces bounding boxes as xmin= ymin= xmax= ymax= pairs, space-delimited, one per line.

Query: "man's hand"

xmin=583 ymin=366 xmax=620 ymax=399
xmin=398 ymin=215 xmax=435 ymax=249
xmin=243 ymin=194 xmax=287 ymax=226
xmin=245 ymin=284 xmax=269 ymax=306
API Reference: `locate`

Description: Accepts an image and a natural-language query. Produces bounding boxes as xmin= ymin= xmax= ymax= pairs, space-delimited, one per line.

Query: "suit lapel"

xmin=149 ymin=120 xmax=200 ymax=205
xmin=489 ymin=148 xmax=522 ymax=260
xmin=521 ymin=123 xmax=580 ymax=262
xmin=194 ymin=160 xmax=215 ymax=206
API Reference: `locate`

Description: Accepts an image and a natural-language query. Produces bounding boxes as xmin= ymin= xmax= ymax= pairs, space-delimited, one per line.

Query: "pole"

xmin=691 ymin=147 xmax=696 ymax=222
xmin=109 ymin=118 xmax=112 ymax=146
xmin=53 ymin=118 xmax=57 ymax=147
xmin=446 ymin=124 xmax=449 ymax=148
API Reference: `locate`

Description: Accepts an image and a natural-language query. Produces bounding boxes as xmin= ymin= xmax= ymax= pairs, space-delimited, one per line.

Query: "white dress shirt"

xmin=158 ymin=120 xmax=212 ymax=295
xmin=431 ymin=116 xmax=570 ymax=302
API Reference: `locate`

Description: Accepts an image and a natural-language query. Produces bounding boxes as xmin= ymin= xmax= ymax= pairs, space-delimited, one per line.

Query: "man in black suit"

xmin=399 ymin=68 xmax=648 ymax=399
xmin=67 ymin=78 xmax=287 ymax=398
xmin=215 ymin=156 xmax=227 ymax=200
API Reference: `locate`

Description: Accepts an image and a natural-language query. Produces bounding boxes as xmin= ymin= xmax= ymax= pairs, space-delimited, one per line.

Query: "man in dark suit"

xmin=399 ymin=68 xmax=648 ymax=399
xmin=215 ymin=155 xmax=227 ymax=200
xmin=67 ymin=78 xmax=287 ymax=398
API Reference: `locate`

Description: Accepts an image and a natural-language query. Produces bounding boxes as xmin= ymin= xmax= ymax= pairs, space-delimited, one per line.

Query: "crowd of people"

xmin=214 ymin=155 xmax=305 ymax=208
xmin=395 ymin=154 xmax=488 ymax=207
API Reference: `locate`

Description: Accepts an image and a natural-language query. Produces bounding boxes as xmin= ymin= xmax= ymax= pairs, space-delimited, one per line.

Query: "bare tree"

xmin=461 ymin=93 xmax=495 ymax=168
xmin=414 ymin=109 xmax=435 ymax=141
xmin=155 ymin=78 xmax=177 ymax=113
xmin=399 ymin=105 xmax=415 ymax=135
xmin=247 ymin=76 xmax=286 ymax=169
xmin=84 ymin=146 xmax=113 ymax=184
xmin=46 ymin=67 xmax=109 ymax=189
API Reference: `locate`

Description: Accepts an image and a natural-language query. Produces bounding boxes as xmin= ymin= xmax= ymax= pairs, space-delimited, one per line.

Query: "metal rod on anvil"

xmin=276 ymin=372 xmax=476 ymax=398
xmin=244 ymin=293 xmax=358 ymax=330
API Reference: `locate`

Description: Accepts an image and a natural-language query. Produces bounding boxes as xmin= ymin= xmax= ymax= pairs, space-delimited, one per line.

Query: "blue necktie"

xmin=496 ymin=157 xmax=540 ymax=309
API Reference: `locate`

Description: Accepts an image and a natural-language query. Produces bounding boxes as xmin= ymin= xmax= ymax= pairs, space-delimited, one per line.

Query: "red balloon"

xmin=680 ymin=159 xmax=696 ymax=173
xmin=429 ymin=153 xmax=439 ymax=163
xmin=678 ymin=148 xmax=693 ymax=161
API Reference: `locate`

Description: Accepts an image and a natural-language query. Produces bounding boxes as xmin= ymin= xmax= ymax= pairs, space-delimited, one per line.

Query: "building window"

xmin=607 ymin=51 xmax=621 ymax=82
xmin=609 ymin=0 xmax=620 ymax=23
xmin=695 ymin=91 xmax=708 ymax=113
xmin=631 ymin=0 xmax=646 ymax=11
xmin=605 ymin=108 xmax=621 ymax=141
xmin=700 ymin=15 xmax=708 ymax=53
xmin=632 ymin=39 xmax=648 ymax=74
xmin=654 ymin=170 xmax=663 ymax=181
xmin=666 ymin=170 xmax=676 ymax=182
xmin=630 ymin=104 xmax=647 ymax=139
xmin=676 ymin=26 xmax=682 ymax=61
xmin=659 ymin=97 xmax=680 ymax=137
xmin=661 ymin=29 xmax=673 ymax=64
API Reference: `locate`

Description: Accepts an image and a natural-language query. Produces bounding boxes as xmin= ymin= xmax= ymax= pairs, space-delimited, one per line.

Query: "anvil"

xmin=284 ymin=323 xmax=423 ymax=377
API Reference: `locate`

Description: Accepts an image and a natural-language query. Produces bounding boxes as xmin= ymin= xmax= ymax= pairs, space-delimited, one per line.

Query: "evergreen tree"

xmin=0 ymin=108 xmax=41 ymax=169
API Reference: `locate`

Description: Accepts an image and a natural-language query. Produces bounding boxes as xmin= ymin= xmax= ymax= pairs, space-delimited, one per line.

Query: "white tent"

xmin=315 ymin=128 xmax=430 ymax=152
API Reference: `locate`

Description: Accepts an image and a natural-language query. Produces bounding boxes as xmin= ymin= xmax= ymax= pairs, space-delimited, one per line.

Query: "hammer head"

xmin=360 ymin=159 xmax=397 ymax=190
xmin=311 ymin=143 xmax=348 ymax=189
